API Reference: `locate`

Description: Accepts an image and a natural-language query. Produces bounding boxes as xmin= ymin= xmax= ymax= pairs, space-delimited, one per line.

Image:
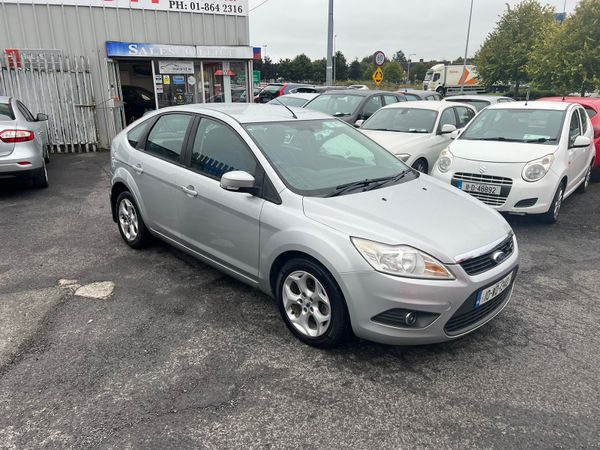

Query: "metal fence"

xmin=0 ymin=51 xmax=98 ymax=152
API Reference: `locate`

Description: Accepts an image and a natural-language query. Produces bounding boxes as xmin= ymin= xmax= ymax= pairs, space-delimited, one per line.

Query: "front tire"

xmin=116 ymin=191 xmax=150 ymax=248
xmin=412 ymin=158 xmax=428 ymax=174
xmin=539 ymin=183 xmax=564 ymax=224
xmin=276 ymin=258 xmax=352 ymax=348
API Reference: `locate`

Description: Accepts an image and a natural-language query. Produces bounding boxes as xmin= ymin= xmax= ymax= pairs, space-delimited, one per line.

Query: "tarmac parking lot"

xmin=1 ymin=153 xmax=599 ymax=449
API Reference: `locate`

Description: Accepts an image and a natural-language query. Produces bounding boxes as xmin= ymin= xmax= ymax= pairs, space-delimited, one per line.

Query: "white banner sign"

xmin=2 ymin=0 xmax=248 ymax=16
xmin=158 ymin=60 xmax=195 ymax=74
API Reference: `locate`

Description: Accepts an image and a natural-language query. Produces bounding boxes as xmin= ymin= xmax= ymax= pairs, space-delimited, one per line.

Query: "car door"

xmin=576 ymin=107 xmax=593 ymax=173
xmin=566 ymin=108 xmax=586 ymax=191
xmin=177 ymin=115 xmax=265 ymax=280
xmin=130 ymin=112 xmax=194 ymax=239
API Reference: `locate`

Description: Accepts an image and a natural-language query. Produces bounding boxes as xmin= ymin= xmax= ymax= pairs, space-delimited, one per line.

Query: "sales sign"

xmin=1 ymin=0 xmax=248 ymax=16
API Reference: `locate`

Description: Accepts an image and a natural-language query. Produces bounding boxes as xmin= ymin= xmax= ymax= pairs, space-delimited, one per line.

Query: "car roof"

xmin=161 ymin=103 xmax=332 ymax=124
xmin=486 ymin=101 xmax=571 ymax=111
xmin=316 ymin=89 xmax=394 ymax=97
xmin=444 ymin=95 xmax=511 ymax=101
xmin=381 ymin=100 xmax=471 ymax=112
xmin=538 ymin=96 xmax=600 ymax=107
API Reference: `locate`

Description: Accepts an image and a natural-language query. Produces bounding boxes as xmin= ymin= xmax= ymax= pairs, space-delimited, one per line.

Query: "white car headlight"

xmin=437 ymin=148 xmax=454 ymax=173
xmin=522 ymin=154 xmax=555 ymax=182
xmin=396 ymin=153 xmax=411 ymax=162
xmin=351 ymin=237 xmax=455 ymax=280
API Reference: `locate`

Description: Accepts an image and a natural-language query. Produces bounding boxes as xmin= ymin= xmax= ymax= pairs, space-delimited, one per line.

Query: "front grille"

xmin=460 ymin=235 xmax=514 ymax=276
xmin=452 ymin=172 xmax=513 ymax=207
xmin=444 ymin=281 xmax=514 ymax=335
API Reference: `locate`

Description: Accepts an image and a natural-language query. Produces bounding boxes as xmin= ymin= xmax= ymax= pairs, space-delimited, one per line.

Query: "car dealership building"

xmin=0 ymin=0 xmax=254 ymax=150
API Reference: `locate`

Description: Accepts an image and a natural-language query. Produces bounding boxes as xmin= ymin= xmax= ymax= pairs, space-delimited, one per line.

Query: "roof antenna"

xmin=273 ymin=97 xmax=298 ymax=119
xmin=525 ymin=86 xmax=531 ymax=106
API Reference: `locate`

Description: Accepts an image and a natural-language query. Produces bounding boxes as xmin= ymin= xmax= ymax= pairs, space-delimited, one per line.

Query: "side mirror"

xmin=36 ymin=113 xmax=48 ymax=121
xmin=220 ymin=171 xmax=258 ymax=195
xmin=449 ymin=129 xmax=460 ymax=140
xmin=354 ymin=119 xmax=364 ymax=128
xmin=440 ymin=124 xmax=457 ymax=134
xmin=571 ymin=135 xmax=591 ymax=148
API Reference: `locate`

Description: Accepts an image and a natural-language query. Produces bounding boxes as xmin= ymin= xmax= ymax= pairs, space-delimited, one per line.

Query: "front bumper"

xmin=338 ymin=240 xmax=519 ymax=345
xmin=431 ymin=159 xmax=560 ymax=215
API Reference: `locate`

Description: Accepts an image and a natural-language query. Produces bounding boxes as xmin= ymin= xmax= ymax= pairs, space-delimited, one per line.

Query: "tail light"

xmin=279 ymin=83 xmax=288 ymax=97
xmin=0 ymin=129 xmax=35 ymax=143
xmin=593 ymin=125 xmax=600 ymax=139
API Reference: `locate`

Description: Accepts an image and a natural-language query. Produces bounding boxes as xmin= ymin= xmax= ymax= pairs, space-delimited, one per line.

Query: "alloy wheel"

xmin=282 ymin=270 xmax=331 ymax=338
xmin=553 ymin=187 xmax=563 ymax=221
xmin=118 ymin=198 xmax=139 ymax=241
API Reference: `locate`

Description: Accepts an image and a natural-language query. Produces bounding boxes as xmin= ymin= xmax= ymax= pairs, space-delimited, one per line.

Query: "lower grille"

xmin=444 ymin=272 xmax=516 ymax=336
xmin=452 ymin=172 xmax=513 ymax=207
xmin=371 ymin=309 xmax=439 ymax=329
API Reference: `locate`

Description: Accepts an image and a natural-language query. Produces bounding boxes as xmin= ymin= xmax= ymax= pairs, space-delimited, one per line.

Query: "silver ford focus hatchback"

xmin=110 ymin=104 xmax=519 ymax=348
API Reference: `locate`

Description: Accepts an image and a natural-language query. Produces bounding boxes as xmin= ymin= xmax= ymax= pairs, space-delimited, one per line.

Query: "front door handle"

xmin=133 ymin=163 xmax=144 ymax=174
xmin=180 ymin=185 xmax=198 ymax=197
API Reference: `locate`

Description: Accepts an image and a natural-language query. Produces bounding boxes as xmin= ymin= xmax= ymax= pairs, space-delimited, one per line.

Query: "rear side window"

xmin=145 ymin=114 xmax=192 ymax=163
xmin=404 ymin=93 xmax=420 ymax=101
xmin=362 ymin=96 xmax=383 ymax=119
xmin=127 ymin=121 xmax=149 ymax=148
xmin=383 ymin=95 xmax=400 ymax=105
xmin=0 ymin=103 xmax=14 ymax=120
xmin=584 ymin=106 xmax=597 ymax=119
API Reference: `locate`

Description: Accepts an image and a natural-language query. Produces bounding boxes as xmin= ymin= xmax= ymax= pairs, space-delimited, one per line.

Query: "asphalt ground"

xmin=1 ymin=153 xmax=599 ymax=449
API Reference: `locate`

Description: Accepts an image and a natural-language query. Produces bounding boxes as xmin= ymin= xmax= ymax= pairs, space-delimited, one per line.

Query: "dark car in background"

xmin=254 ymin=83 xmax=318 ymax=103
xmin=397 ymin=89 xmax=443 ymax=102
xmin=122 ymin=85 xmax=155 ymax=124
xmin=303 ymin=90 xmax=406 ymax=126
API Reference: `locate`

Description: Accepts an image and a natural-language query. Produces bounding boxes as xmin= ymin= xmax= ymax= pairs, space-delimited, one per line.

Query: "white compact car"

xmin=431 ymin=101 xmax=595 ymax=223
xmin=359 ymin=101 xmax=477 ymax=173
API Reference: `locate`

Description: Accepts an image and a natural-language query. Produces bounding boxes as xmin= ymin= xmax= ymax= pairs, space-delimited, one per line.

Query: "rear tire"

xmin=539 ymin=183 xmax=564 ymax=224
xmin=275 ymin=258 xmax=352 ymax=348
xmin=576 ymin=162 xmax=592 ymax=194
xmin=32 ymin=162 xmax=48 ymax=189
xmin=116 ymin=191 xmax=150 ymax=249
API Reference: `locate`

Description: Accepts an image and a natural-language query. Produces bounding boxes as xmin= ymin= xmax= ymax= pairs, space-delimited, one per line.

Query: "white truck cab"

xmin=423 ymin=64 xmax=485 ymax=96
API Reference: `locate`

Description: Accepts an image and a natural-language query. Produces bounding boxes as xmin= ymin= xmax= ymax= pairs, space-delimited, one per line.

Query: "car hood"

xmin=303 ymin=175 xmax=512 ymax=264
xmin=361 ymin=130 xmax=433 ymax=154
xmin=452 ymin=139 xmax=559 ymax=163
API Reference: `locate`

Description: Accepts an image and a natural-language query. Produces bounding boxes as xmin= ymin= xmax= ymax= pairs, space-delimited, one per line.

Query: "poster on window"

xmin=2 ymin=0 xmax=248 ymax=16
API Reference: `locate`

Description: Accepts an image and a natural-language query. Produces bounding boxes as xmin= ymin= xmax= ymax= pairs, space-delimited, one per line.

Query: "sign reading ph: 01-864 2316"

xmin=1 ymin=0 xmax=248 ymax=16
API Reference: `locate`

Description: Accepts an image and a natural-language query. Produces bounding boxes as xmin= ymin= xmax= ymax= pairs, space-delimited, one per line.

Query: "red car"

xmin=539 ymin=97 xmax=600 ymax=173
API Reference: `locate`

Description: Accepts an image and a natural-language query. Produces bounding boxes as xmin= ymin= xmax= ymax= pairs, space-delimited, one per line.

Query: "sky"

xmin=248 ymin=0 xmax=578 ymax=63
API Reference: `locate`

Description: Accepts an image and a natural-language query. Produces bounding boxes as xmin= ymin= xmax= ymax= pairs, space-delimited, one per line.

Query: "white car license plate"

xmin=477 ymin=272 xmax=513 ymax=307
xmin=459 ymin=181 xmax=501 ymax=196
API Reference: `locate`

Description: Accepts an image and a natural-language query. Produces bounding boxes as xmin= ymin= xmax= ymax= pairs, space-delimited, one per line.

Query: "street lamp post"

xmin=460 ymin=0 xmax=474 ymax=93
xmin=407 ymin=53 xmax=416 ymax=85
xmin=326 ymin=0 xmax=334 ymax=86
xmin=333 ymin=34 xmax=338 ymax=83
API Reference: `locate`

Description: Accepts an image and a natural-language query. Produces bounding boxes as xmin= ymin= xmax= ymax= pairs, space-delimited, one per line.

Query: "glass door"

xmin=202 ymin=62 xmax=224 ymax=103
xmin=153 ymin=60 xmax=197 ymax=108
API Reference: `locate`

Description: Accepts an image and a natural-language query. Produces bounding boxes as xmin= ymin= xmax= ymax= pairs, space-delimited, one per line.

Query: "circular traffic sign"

xmin=374 ymin=51 xmax=386 ymax=67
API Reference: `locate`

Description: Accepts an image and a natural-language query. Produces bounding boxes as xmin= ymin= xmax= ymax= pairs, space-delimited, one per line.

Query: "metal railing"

xmin=0 ymin=51 xmax=99 ymax=152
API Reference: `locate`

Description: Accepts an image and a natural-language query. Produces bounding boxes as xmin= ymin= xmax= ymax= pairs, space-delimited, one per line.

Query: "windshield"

xmin=460 ymin=108 xmax=565 ymax=144
xmin=362 ymin=108 xmax=438 ymax=133
xmin=268 ymin=96 xmax=309 ymax=108
xmin=304 ymin=94 xmax=363 ymax=117
xmin=424 ymin=71 xmax=433 ymax=82
xmin=446 ymin=98 xmax=490 ymax=112
xmin=244 ymin=119 xmax=413 ymax=197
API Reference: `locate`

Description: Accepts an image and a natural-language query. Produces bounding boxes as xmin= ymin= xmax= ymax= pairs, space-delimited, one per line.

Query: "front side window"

xmin=362 ymin=96 xmax=383 ymax=119
xmin=577 ymin=108 xmax=589 ymax=134
xmin=568 ymin=111 xmax=582 ymax=147
xmin=191 ymin=118 xmax=256 ymax=179
xmin=445 ymin=98 xmax=490 ymax=112
xmin=460 ymin=108 xmax=565 ymax=145
xmin=432 ymin=73 xmax=440 ymax=82
xmin=362 ymin=108 xmax=438 ymax=134
xmin=305 ymin=94 xmax=363 ymax=118
xmin=454 ymin=106 xmax=475 ymax=128
xmin=244 ymin=119 xmax=413 ymax=197
xmin=438 ymin=108 xmax=457 ymax=130
xmin=144 ymin=114 xmax=192 ymax=163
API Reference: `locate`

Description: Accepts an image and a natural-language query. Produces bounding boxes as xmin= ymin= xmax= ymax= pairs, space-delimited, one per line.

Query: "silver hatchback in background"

xmin=110 ymin=104 xmax=519 ymax=348
xmin=0 ymin=96 xmax=49 ymax=188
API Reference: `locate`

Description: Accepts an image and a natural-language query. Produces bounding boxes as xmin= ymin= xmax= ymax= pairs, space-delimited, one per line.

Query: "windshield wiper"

xmin=368 ymin=169 xmax=414 ymax=190
xmin=366 ymin=128 xmax=399 ymax=132
xmin=326 ymin=175 xmax=401 ymax=197
xmin=472 ymin=137 xmax=523 ymax=142
xmin=332 ymin=112 xmax=350 ymax=117
xmin=523 ymin=137 xmax=557 ymax=143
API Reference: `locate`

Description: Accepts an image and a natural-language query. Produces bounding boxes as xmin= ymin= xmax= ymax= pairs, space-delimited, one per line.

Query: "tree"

xmin=277 ymin=58 xmax=293 ymax=81
xmin=393 ymin=50 xmax=408 ymax=68
xmin=360 ymin=55 xmax=376 ymax=80
xmin=289 ymin=54 xmax=312 ymax=82
xmin=262 ymin=56 xmax=276 ymax=82
xmin=333 ymin=51 xmax=348 ymax=81
xmin=349 ymin=59 xmax=361 ymax=80
xmin=475 ymin=0 xmax=556 ymax=96
xmin=529 ymin=0 xmax=600 ymax=96
xmin=312 ymin=58 xmax=327 ymax=84
xmin=383 ymin=60 xmax=405 ymax=84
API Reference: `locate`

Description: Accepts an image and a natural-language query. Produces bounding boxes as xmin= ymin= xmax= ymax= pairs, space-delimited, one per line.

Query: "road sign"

xmin=372 ymin=67 xmax=384 ymax=86
xmin=374 ymin=50 xmax=386 ymax=67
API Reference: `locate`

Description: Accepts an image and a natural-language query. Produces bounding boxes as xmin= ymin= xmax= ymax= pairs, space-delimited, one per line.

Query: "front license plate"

xmin=476 ymin=272 xmax=513 ymax=307
xmin=459 ymin=180 xmax=501 ymax=195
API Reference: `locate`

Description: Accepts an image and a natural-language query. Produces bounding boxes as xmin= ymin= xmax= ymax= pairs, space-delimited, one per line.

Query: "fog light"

xmin=404 ymin=311 xmax=417 ymax=326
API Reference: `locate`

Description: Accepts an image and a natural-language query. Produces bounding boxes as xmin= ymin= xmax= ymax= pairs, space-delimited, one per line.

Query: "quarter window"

xmin=144 ymin=114 xmax=192 ymax=163
xmin=191 ymin=118 xmax=256 ymax=179
xmin=127 ymin=121 xmax=149 ymax=148
xmin=455 ymin=106 xmax=475 ymax=128
xmin=568 ymin=111 xmax=582 ymax=147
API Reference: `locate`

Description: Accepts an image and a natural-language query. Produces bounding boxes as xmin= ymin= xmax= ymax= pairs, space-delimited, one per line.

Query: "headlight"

xmin=351 ymin=237 xmax=455 ymax=280
xmin=522 ymin=154 xmax=555 ymax=182
xmin=437 ymin=148 xmax=453 ymax=173
xmin=396 ymin=153 xmax=410 ymax=162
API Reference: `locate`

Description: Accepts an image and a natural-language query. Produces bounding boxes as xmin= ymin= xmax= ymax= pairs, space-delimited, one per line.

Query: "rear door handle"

xmin=180 ymin=185 xmax=198 ymax=197
xmin=133 ymin=163 xmax=144 ymax=174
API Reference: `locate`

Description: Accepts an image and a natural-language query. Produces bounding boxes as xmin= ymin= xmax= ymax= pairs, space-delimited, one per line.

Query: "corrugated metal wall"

xmin=0 ymin=2 xmax=250 ymax=148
